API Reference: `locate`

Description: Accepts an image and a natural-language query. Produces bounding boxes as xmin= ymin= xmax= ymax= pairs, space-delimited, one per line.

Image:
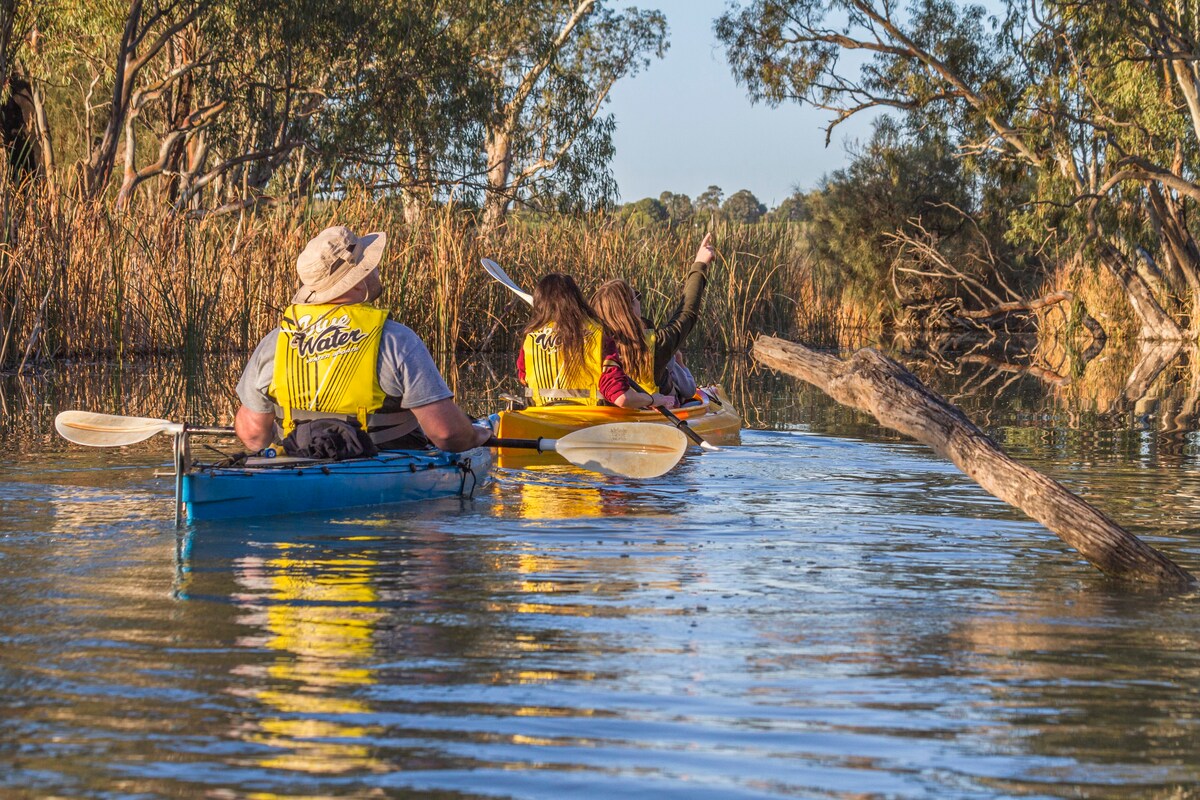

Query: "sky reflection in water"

xmin=3 ymin=350 xmax=1200 ymax=798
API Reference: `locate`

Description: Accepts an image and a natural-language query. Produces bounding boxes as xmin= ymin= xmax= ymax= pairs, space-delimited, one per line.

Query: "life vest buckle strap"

xmin=525 ymin=388 xmax=592 ymax=399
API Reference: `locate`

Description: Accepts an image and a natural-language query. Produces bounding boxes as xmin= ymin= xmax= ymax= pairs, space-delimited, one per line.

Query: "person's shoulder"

xmin=381 ymin=320 xmax=435 ymax=353
xmin=382 ymin=318 xmax=414 ymax=333
xmin=382 ymin=319 xmax=423 ymax=341
xmin=253 ymin=327 xmax=282 ymax=351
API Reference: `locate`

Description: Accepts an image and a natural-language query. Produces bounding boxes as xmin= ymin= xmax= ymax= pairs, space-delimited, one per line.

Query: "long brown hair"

xmin=591 ymin=279 xmax=651 ymax=382
xmin=523 ymin=273 xmax=597 ymax=378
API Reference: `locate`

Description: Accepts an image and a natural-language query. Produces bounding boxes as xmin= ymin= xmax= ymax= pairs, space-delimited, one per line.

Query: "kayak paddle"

xmin=54 ymin=411 xmax=686 ymax=479
xmin=481 ymin=257 xmax=533 ymax=304
xmin=480 ymin=257 xmax=719 ymax=450
xmin=54 ymin=411 xmax=230 ymax=446
xmin=488 ymin=422 xmax=687 ymax=479
xmin=623 ymin=376 xmax=719 ymax=451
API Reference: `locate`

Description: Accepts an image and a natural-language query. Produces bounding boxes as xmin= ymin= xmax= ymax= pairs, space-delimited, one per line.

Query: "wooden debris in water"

xmin=753 ymin=335 xmax=1195 ymax=589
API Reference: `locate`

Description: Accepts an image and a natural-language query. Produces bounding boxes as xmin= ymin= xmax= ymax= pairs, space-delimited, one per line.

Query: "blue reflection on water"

xmin=3 ymin=423 xmax=1200 ymax=798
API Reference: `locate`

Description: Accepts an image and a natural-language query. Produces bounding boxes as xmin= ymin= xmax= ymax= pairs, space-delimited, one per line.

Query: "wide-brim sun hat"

xmin=291 ymin=225 xmax=388 ymax=304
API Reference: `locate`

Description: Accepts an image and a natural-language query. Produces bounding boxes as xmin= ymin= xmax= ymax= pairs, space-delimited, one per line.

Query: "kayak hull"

xmin=181 ymin=446 xmax=492 ymax=522
xmin=492 ymin=387 xmax=740 ymax=468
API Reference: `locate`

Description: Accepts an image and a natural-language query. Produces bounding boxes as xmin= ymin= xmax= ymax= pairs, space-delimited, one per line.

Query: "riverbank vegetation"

xmin=718 ymin=0 xmax=1200 ymax=344
xmin=3 ymin=0 xmax=1198 ymax=371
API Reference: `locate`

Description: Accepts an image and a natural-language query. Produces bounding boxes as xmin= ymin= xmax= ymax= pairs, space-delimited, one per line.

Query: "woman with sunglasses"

xmin=518 ymin=272 xmax=669 ymax=408
xmin=589 ymin=234 xmax=716 ymax=407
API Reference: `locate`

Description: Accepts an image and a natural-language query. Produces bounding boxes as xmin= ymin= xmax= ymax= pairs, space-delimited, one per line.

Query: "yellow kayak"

xmin=491 ymin=386 xmax=741 ymax=468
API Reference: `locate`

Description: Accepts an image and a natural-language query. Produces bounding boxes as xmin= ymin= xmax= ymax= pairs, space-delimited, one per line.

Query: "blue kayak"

xmin=181 ymin=447 xmax=493 ymax=522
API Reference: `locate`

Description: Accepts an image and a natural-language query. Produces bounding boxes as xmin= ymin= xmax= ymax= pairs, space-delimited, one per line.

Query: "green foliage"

xmin=618 ymin=196 xmax=668 ymax=227
xmin=767 ymin=192 xmax=808 ymax=222
xmin=11 ymin=0 xmax=666 ymax=219
xmin=722 ymin=189 xmax=766 ymax=223
xmin=802 ymin=117 xmax=982 ymax=302
xmin=659 ymin=191 xmax=694 ymax=224
xmin=716 ymin=0 xmax=1200 ymax=336
xmin=695 ymin=185 xmax=723 ymax=214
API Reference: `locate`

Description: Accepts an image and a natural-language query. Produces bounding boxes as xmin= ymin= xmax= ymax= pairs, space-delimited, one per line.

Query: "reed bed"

xmin=0 ymin=181 xmax=857 ymax=372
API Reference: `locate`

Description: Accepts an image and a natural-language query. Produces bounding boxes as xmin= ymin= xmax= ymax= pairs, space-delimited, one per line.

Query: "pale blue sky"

xmin=608 ymin=0 xmax=876 ymax=209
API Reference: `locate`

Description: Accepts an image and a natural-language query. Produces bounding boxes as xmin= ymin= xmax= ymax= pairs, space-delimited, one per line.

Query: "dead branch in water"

xmin=753 ymin=335 xmax=1195 ymax=589
xmin=956 ymin=290 xmax=1072 ymax=319
xmin=958 ymin=353 xmax=1070 ymax=388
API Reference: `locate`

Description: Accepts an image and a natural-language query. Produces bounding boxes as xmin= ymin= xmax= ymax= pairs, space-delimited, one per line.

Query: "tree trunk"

xmin=482 ymin=128 xmax=512 ymax=232
xmin=752 ymin=335 xmax=1195 ymax=589
xmin=1093 ymin=233 xmax=1184 ymax=340
xmin=160 ymin=35 xmax=194 ymax=205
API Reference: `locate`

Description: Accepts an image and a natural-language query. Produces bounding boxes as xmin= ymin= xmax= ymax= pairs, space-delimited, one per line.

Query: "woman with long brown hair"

xmin=518 ymin=273 xmax=661 ymax=408
xmin=590 ymin=234 xmax=716 ymax=406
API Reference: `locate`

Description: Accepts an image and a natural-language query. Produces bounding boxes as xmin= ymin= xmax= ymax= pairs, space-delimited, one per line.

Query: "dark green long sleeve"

xmin=651 ymin=260 xmax=709 ymax=386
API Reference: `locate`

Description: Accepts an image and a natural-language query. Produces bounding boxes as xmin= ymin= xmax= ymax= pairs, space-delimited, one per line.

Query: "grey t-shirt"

xmin=236 ymin=320 xmax=453 ymax=425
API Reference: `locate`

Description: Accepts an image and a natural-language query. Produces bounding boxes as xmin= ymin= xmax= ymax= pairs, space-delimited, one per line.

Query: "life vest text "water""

xmin=531 ymin=327 xmax=559 ymax=352
xmin=288 ymin=312 xmax=367 ymax=359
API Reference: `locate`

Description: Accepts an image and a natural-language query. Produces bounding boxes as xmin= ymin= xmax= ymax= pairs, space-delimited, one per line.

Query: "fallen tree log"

xmin=753 ymin=335 xmax=1194 ymax=588
xmin=956 ymin=290 xmax=1073 ymax=319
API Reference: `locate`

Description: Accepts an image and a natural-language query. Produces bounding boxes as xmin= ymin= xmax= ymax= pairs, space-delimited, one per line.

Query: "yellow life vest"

xmin=270 ymin=303 xmax=387 ymax=436
xmin=629 ymin=329 xmax=659 ymax=395
xmin=522 ymin=321 xmax=606 ymax=406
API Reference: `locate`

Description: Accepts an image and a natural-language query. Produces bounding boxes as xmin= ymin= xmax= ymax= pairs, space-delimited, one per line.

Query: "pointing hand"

xmin=695 ymin=233 xmax=716 ymax=265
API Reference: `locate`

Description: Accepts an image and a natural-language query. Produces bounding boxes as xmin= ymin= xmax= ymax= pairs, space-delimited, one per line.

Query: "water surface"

xmin=3 ymin=347 xmax=1200 ymax=798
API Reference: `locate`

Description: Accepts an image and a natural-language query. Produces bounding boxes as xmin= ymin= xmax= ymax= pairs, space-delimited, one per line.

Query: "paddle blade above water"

xmin=55 ymin=411 xmax=183 ymax=447
xmin=481 ymin=258 xmax=533 ymax=305
xmin=556 ymin=422 xmax=688 ymax=479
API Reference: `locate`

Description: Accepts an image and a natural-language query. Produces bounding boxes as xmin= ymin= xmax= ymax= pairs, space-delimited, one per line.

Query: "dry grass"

xmin=0 ymin=182 xmax=862 ymax=370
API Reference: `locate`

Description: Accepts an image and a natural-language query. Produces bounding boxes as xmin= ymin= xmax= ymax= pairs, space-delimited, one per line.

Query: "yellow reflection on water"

xmin=232 ymin=545 xmax=386 ymax=776
xmin=517 ymin=481 xmax=605 ymax=519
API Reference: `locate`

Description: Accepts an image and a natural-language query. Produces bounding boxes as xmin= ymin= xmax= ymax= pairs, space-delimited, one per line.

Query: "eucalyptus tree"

xmin=659 ymin=190 xmax=694 ymax=224
xmin=716 ymin=0 xmax=1200 ymax=340
xmin=722 ymin=189 xmax=766 ymax=223
xmin=12 ymin=0 xmax=670 ymax=225
xmin=119 ymin=0 xmax=349 ymax=212
xmin=305 ymin=0 xmax=490 ymax=223
xmin=22 ymin=0 xmax=359 ymax=211
xmin=473 ymin=0 xmax=668 ymax=230
xmin=695 ymin=184 xmax=723 ymax=214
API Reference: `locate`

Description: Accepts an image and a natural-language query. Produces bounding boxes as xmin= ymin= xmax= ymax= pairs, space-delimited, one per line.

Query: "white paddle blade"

xmin=556 ymin=422 xmax=688 ymax=479
xmin=55 ymin=410 xmax=182 ymax=447
xmin=481 ymin=258 xmax=533 ymax=305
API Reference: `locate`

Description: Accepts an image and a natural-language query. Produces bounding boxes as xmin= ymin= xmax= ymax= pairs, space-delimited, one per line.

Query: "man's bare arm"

xmin=235 ymin=405 xmax=275 ymax=450
xmin=410 ymin=397 xmax=492 ymax=451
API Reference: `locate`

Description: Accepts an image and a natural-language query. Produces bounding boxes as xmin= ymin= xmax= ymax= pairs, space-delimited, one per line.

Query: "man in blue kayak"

xmin=233 ymin=225 xmax=491 ymax=458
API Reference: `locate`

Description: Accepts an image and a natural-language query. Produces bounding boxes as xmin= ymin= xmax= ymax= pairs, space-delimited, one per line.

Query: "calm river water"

xmin=4 ymin=341 xmax=1200 ymax=798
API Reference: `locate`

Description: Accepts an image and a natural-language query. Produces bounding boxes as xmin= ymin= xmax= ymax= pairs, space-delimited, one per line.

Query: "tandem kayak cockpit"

xmin=490 ymin=386 xmax=741 ymax=468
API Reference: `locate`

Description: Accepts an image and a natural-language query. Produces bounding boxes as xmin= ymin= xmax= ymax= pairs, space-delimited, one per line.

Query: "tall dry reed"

xmin=0 ymin=179 xmax=855 ymax=371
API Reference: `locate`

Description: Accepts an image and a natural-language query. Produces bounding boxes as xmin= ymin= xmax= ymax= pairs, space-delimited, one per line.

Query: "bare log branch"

xmin=753 ymin=334 xmax=1195 ymax=588
xmin=956 ymin=290 xmax=1074 ymax=319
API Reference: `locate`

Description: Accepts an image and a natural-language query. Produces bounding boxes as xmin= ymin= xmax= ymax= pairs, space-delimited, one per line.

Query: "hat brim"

xmin=291 ymin=231 xmax=388 ymax=304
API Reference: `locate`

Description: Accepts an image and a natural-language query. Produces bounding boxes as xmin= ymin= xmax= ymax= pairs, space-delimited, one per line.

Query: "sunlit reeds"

xmin=0 ymin=179 xmax=863 ymax=372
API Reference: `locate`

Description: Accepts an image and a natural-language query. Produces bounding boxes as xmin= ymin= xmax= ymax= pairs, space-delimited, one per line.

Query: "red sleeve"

xmin=517 ymin=348 xmax=526 ymax=384
xmin=598 ymin=337 xmax=631 ymax=403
